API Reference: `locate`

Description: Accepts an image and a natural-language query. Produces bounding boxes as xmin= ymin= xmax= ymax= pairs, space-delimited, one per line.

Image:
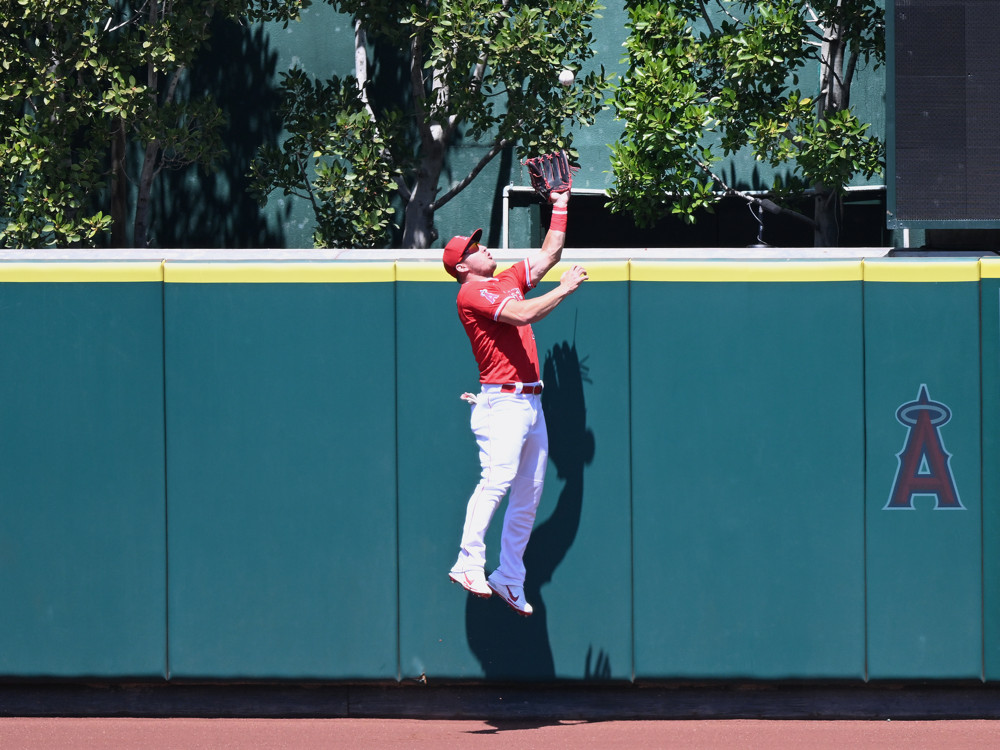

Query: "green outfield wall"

xmin=983 ymin=259 xmax=1000 ymax=682
xmin=864 ymin=260 xmax=983 ymax=680
xmin=0 ymin=263 xmax=167 ymax=679
xmin=631 ymin=261 xmax=867 ymax=680
xmin=0 ymin=256 xmax=996 ymax=682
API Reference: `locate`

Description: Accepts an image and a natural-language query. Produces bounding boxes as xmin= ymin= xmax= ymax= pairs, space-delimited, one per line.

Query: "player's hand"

xmin=550 ymin=189 xmax=570 ymax=208
xmin=559 ymin=264 xmax=588 ymax=293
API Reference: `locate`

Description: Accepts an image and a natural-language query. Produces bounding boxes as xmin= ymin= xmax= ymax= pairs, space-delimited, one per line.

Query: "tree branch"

xmin=103 ymin=0 xmax=150 ymax=33
xmin=694 ymin=158 xmax=816 ymax=227
xmin=712 ymin=0 xmax=741 ymax=26
xmin=456 ymin=0 xmax=513 ymax=144
xmin=163 ymin=63 xmax=184 ymax=105
xmin=295 ymin=156 xmax=322 ymax=216
xmin=697 ymin=0 xmax=716 ymax=34
xmin=355 ymin=20 xmax=374 ymax=118
xmin=430 ymin=138 xmax=511 ymax=211
xmin=409 ymin=32 xmax=433 ymax=153
xmin=843 ymin=48 xmax=859 ymax=108
xmin=817 ymin=20 xmax=847 ymax=114
xmin=353 ymin=20 xmax=410 ymax=202
xmin=801 ymin=2 xmax=826 ymax=42
xmin=470 ymin=0 xmax=512 ymax=91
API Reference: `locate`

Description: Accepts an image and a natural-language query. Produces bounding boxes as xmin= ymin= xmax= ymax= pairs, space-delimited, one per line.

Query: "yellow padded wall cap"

xmin=395 ymin=261 xmax=455 ymax=282
xmin=862 ymin=259 xmax=980 ymax=282
xmin=163 ymin=261 xmax=395 ymax=283
xmin=981 ymin=258 xmax=1000 ymax=279
xmin=395 ymin=260 xmax=631 ymax=283
xmin=0 ymin=262 xmax=164 ymax=282
xmin=629 ymin=260 xmax=863 ymax=282
xmin=539 ymin=260 xmax=630 ymax=283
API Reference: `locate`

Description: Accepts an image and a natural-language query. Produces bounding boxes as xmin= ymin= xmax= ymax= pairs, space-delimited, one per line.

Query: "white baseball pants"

xmin=452 ymin=387 xmax=548 ymax=586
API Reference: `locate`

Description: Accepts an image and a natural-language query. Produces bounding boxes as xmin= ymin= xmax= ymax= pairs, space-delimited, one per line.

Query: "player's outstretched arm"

xmin=498 ymin=264 xmax=588 ymax=326
xmin=526 ymin=190 xmax=570 ymax=288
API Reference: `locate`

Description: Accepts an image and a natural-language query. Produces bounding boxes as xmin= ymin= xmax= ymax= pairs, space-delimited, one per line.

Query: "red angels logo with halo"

xmin=885 ymin=384 xmax=964 ymax=510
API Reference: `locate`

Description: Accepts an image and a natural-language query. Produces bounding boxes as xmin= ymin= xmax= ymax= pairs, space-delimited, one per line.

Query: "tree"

xmin=251 ymin=0 xmax=610 ymax=249
xmin=248 ymin=70 xmax=402 ymax=249
xmin=0 ymin=0 xmax=306 ymax=249
xmin=1 ymin=3 xmax=128 ymax=247
xmin=607 ymin=0 xmax=884 ymax=246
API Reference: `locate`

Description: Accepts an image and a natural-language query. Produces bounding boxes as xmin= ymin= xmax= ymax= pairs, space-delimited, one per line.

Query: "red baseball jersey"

xmin=457 ymin=260 xmax=540 ymax=384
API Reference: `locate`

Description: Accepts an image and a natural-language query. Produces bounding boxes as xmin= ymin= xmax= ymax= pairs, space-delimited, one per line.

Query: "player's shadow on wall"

xmin=465 ymin=341 xmax=595 ymax=680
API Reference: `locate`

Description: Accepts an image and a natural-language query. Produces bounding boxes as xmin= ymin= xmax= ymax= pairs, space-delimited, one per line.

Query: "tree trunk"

xmin=402 ymin=149 xmax=445 ymax=249
xmin=110 ymin=118 xmax=128 ymax=248
xmin=133 ymin=141 xmax=159 ymax=249
xmin=813 ymin=189 xmax=840 ymax=247
xmin=133 ymin=9 xmax=160 ymax=250
xmin=402 ymin=178 xmax=437 ymax=249
xmin=815 ymin=14 xmax=847 ymax=247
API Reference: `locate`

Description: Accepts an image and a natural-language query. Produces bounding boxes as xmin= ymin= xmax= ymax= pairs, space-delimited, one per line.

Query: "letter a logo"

xmin=885 ymin=384 xmax=964 ymax=510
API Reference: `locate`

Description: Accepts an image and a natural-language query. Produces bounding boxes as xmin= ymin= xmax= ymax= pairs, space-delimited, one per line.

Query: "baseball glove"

xmin=525 ymin=151 xmax=577 ymax=200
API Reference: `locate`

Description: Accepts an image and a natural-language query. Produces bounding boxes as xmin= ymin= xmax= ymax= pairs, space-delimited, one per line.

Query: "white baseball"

xmin=558 ymin=69 xmax=575 ymax=87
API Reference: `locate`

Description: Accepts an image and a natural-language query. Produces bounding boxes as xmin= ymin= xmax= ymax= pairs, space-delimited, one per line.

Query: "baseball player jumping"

xmin=443 ymin=153 xmax=587 ymax=616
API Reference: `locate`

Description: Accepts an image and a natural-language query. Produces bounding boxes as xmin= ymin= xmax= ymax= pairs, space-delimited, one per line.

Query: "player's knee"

xmin=480 ymin=469 xmax=516 ymax=495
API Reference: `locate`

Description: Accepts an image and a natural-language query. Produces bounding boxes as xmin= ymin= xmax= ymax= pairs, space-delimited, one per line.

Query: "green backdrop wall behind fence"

xmin=0 ymin=257 xmax=994 ymax=682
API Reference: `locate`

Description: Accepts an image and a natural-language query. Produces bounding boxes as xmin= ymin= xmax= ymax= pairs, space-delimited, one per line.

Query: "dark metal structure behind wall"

xmin=889 ymin=0 xmax=1000 ymax=228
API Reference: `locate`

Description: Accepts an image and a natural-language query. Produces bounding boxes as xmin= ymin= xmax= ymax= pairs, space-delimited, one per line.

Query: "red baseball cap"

xmin=442 ymin=228 xmax=483 ymax=279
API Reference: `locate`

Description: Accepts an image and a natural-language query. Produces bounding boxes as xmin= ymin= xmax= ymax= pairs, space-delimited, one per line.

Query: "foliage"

xmin=251 ymin=0 xmax=611 ymax=248
xmin=0 ymin=0 xmax=308 ymax=249
xmin=392 ymin=0 xmax=605 ymax=157
xmin=250 ymin=71 xmax=401 ymax=248
xmin=607 ymin=0 xmax=885 ymax=244
xmin=1 ymin=3 xmax=127 ymax=246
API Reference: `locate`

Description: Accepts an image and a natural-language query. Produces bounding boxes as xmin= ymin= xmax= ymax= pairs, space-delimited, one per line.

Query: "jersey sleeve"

xmin=513 ymin=259 xmax=533 ymax=291
xmin=521 ymin=258 xmax=536 ymax=291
